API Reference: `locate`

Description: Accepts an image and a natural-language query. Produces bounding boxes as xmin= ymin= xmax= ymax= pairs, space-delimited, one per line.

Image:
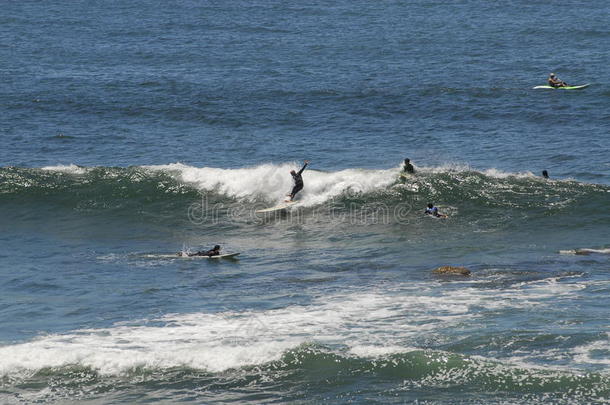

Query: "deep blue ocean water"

xmin=1 ymin=0 xmax=609 ymax=403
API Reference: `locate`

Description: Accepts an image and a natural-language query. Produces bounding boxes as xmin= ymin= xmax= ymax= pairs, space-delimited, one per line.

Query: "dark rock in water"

xmin=432 ymin=266 xmax=471 ymax=276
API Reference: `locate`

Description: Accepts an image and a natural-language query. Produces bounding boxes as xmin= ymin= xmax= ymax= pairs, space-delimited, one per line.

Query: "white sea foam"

xmin=348 ymin=345 xmax=415 ymax=358
xmin=0 ymin=286 xmax=473 ymax=376
xmin=572 ymin=333 xmax=610 ymax=366
xmin=0 ymin=277 xmax=591 ymax=377
xmin=481 ymin=168 xmax=537 ymax=179
xmin=41 ymin=164 xmax=90 ymax=175
xmin=415 ymin=163 xmax=536 ymax=180
xmin=145 ymin=162 xmax=398 ymax=207
xmin=143 ymin=161 xmax=554 ymax=208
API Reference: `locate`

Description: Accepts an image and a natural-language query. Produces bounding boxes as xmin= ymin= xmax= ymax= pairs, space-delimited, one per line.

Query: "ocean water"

xmin=1 ymin=0 xmax=609 ymax=403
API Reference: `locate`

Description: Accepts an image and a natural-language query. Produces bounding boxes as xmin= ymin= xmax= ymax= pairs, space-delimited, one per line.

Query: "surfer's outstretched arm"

xmin=297 ymin=160 xmax=309 ymax=176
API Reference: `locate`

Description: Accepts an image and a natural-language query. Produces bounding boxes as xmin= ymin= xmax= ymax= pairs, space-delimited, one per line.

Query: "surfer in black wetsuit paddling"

xmin=188 ymin=245 xmax=221 ymax=257
xmin=548 ymin=73 xmax=567 ymax=88
xmin=286 ymin=160 xmax=309 ymax=201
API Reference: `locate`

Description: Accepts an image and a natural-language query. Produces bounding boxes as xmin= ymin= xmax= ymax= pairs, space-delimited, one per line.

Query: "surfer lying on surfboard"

xmin=286 ymin=160 xmax=309 ymax=202
xmin=425 ymin=203 xmax=447 ymax=218
xmin=187 ymin=245 xmax=221 ymax=257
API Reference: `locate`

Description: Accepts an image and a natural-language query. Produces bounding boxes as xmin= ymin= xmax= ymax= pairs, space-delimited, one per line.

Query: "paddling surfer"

xmin=424 ymin=203 xmax=447 ymax=218
xmin=286 ymin=160 xmax=309 ymax=201
xmin=548 ymin=73 xmax=567 ymax=88
xmin=188 ymin=245 xmax=221 ymax=257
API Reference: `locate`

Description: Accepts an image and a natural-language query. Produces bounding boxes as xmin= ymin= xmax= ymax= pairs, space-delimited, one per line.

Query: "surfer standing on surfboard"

xmin=286 ymin=160 xmax=309 ymax=202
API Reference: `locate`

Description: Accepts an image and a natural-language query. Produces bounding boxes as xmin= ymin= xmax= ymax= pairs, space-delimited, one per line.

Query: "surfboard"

xmin=559 ymin=248 xmax=610 ymax=255
xmin=144 ymin=253 xmax=241 ymax=259
xmin=177 ymin=252 xmax=240 ymax=259
xmin=255 ymin=201 xmax=297 ymax=213
xmin=532 ymin=84 xmax=590 ymax=90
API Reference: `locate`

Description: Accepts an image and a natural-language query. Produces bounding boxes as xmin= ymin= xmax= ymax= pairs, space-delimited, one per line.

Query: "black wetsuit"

xmin=425 ymin=206 xmax=443 ymax=217
xmin=403 ymin=162 xmax=414 ymax=174
xmin=548 ymin=77 xmax=566 ymax=88
xmin=289 ymin=162 xmax=308 ymax=199
xmin=189 ymin=249 xmax=220 ymax=257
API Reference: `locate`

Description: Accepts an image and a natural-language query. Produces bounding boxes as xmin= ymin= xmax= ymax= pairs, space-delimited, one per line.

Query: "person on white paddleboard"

xmin=548 ymin=73 xmax=567 ymax=88
xmin=188 ymin=245 xmax=221 ymax=257
xmin=286 ymin=160 xmax=309 ymax=201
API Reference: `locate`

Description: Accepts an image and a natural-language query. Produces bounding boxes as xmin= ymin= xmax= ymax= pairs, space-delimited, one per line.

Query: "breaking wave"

xmin=1 ymin=163 xmax=607 ymax=214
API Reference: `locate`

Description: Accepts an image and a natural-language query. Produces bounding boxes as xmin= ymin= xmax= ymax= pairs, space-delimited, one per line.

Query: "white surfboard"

xmin=255 ymin=201 xmax=297 ymax=213
xmin=144 ymin=253 xmax=241 ymax=259
xmin=179 ymin=252 xmax=240 ymax=259
xmin=559 ymin=248 xmax=610 ymax=255
xmin=533 ymin=84 xmax=590 ymax=90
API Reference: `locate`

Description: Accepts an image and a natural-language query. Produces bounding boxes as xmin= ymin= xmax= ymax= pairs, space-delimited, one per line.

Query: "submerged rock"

xmin=432 ymin=266 xmax=471 ymax=276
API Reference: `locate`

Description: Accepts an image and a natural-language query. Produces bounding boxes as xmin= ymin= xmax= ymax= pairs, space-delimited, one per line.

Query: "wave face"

xmin=2 ymin=346 xmax=608 ymax=404
xmin=2 ymin=163 xmax=608 ymax=217
xmin=2 ymin=163 xmax=608 ymax=265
